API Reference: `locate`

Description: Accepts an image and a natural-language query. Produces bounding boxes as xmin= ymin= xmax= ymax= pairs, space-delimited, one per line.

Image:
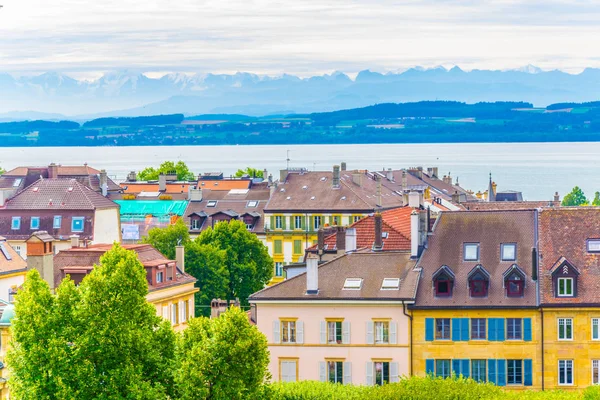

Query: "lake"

xmin=1 ymin=142 xmax=599 ymax=201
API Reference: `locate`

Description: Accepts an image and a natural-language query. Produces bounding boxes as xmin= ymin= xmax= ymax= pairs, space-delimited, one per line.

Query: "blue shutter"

xmin=452 ymin=318 xmax=461 ymax=341
xmin=461 ymin=359 xmax=470 ymax=378
xmin=488 ymin=318 xmax=497 ymax=341
xmin=497 ymin=318 xmax=505 ymax=341
xmin=524 ymin=359 xmax=533 ymax=386
xmin=488 ymin=359 xmax=497 ymax=385
xmin=425 ymin=318 xmax=434 ymax=341
xmin=452 ymin=359 xmax=461 ymax=377
xmin=497 ymin=359 xmax=506 ymax=386
xmin=426 ymin=359 xmax=435 ymax=375
xmin=524 ymin=318 xmax=532 ymax=341
xmin=461 ymin=318 xmax=469 ymax=341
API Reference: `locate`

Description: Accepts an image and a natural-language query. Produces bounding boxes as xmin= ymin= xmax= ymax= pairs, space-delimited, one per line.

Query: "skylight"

xmin=310 ymin=196 xmax=316 ymax=200
xmin=381 ymin=278 xmax=400 ymax=290
xmin=382 ymin=232 xmax=389 ymax=239
xmin=320 ymin=177 xmax=327 ymax=182
xmin=343 ymin=278 xmax=363 ymax=290
xmin=0 ymin=243 xmax=12 ymax=261
xmin=206 ymin=200 xmax=217 ymax=207
xmin=302 ymin=185 xmax=308 ymax=190
xmin=280 ymin=188 xmax=285 ymax=192
xmin=247 ymin=201 xmax=259 ymax=208
xmin=12 ymin=178 xmax=22 ymax=187
xmin=588 ymin=239 xmax=600 ymax=253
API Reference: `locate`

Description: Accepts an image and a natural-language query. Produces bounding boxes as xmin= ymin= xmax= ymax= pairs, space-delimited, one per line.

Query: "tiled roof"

xmin=250 ymin=251 xmax=418 ymax=301
xmin=265 ymin=170 xmax=404 ymax=212
xmin=119 ymin=182 xmax=193 ymax=194
xmin=197 ymin=179 xmax=251 ymax=191
xmin=463 ymin=201 xmax=561 ymax=211
xmin=1 ymin=179 xmax=118 ymax=210
xmin=0 ymin=237 xmax=27 ymax=275
xmin=539 ymin=208 xmax=600 ymax=305
xmin=415 ymin=210 xmax=537 ymax=308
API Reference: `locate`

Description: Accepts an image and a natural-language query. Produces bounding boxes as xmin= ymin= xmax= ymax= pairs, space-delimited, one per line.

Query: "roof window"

xmin=280 ymin=188 xmax=285 ymax=192
xmin=32 ymin=187 xmax=39 ymax=192
xmin=588 ymin=239 xmax=600 ymax=253
xmin=463 ymin=243 xmax=480 ymax=261
xmin=247 ymin=201 xmax=258 ymax=208
xmin=206 ymin=200 xmax=217 ymax=207
xmin=310 ymin=196 xmax=316 ymax=200
xmin=381 ymin=278 xmax=400 ymax=290
xmin=302 ymin=185 xmax=308 ymax=190
xmin=286 ymin=196 xmax=291 ymax=200
xmin=320 ymin=177 xmax=327 ymax=182
xmin=343 ymin=278 xmax=363 ymax=290
xmin=12 ymin=178 xmax=22 ymax=187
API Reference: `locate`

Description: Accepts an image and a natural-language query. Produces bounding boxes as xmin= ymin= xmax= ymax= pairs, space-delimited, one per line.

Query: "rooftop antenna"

xmin=286 ymin=150 xmax=290 ymax=170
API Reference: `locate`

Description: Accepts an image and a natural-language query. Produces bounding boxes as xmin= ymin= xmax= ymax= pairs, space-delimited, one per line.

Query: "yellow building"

xmin=0 ymin=301 xmax=14 ymax=400
xmin=411 ymin=210 xmax=541 ymax=389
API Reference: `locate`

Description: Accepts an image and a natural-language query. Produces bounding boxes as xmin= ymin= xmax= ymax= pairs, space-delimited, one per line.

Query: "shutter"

xmin=179 ymin=301 xmax=185 ymax=323
xmin=273 ymin=321 xmax=281 ymax=344
xmin=524 ymin=318 xmax=532 ymax=341
xmin=319 ymin=361 xmax=327 ymax=382
xmin=426 ymin=359 xmax=435 ymax=375
xmin=452 ymin=359 xmax=461 ymax=377
xmin=189 ymin=300 xmax=194 ymax=319
xmin=270 ymin=216 xmax=274 ymax=230
xmin=390 ymin=322 xmax=398 ymax=344
xmin=390 ymin=362 xmax=399 ymax=383
xmin=488 ymin=318 xmax=497 ymax=341
xmin=524 ymin=359 xmax=533 ymax=386
xmin=343 ymin=362 xmax=352 ymax=385
xmin=461 ymin=359 xmax=470 ymax=378
xmin=452 ymin=318 xmax=461 ymax=341
xmin=461 ymin=318 xmax=469 ymax=341
xmin=296 ymin=321 xmax=304 ymax=344
xmin=366 ymin=362 xmax=374 ymax=386
xmin=497 ymin=359 xmax=506 ymax=386
xmin=282 ymin=215 xmax=287 ymax=230
xmin=342 ymin=322 xmax=351 ymax=344
xmin=425 ymin=318 xmax=434 ymax=341
xmin=497 ymin=318 xmax=505 ymax=341
xmin=320 ymin=321 xmax=327 ymax=344
xmin=366 ymin=321 xmax=374 ymax=344
xmin=488 ymin=359 xmax=497 ymax=385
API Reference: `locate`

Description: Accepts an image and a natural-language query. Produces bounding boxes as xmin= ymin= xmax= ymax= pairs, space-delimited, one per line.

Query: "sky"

xmin=1 ymin=0 xmax=600 ymax=79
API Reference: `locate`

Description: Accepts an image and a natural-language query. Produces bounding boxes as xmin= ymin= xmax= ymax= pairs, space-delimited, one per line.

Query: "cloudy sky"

xmin=1 ymin=0 xmax=599 ymax=79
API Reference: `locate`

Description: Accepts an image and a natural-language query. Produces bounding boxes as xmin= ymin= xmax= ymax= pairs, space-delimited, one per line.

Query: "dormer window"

xmin=467 ymin=265 xmax=490 ymax=298
xmin=432 ymin=265 xmax=455 ymax=297
xmin=463 ymin=243 xmax=479 ymax=261
xmin=504 ymin=265 xmax=526 ymax=298
xmin=558 ymin=278 xmax=574 ymax=297
xmin=550 ymin=257 xmax=579 ymax=299
xmin=156 ymin=271 xmax=164 ymax=283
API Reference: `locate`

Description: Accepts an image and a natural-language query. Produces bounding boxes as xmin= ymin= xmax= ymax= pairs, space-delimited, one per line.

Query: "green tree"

xmin=562 ymin=186 xmax=589 ymax=206
xmin=185 ymin=241 xmax=228 ymax=317
xmin=234 ymin=167 xmax=264 ymax=179
xmin=0 ymin=166 xmax=5 ymax=175
xmin=593 ymin=192 xmax=600 ymax=206
xmin=174 ymin=307 xmax=270 ymax=400
xmin=143 ymin=218 xmax=190 ymax=259
xmin=196 ymin=220 xmax=273 ymax=305
xmin=138 ymin=160 xmax=195 ymax=181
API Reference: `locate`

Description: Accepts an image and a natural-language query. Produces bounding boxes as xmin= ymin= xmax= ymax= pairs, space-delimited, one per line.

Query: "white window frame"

xmin=206 ymin=200 xmax=217 ymax=207
xmin=374 ymin=361 xmax=390 ymax=385
xmin=593 ymin=360 xmax=600 ymax=385
xmin=156 ymin=271 xmax=164 ymax=283
xmin=374 ymin=321 xmax=389 ymax=344
xmin=30 ymin=217 xmax=40 ymax=230
xmin=247 ymin=200 xmax=258 ymax=208
xmin=11 ymin=216 xmax=20 ymax=230
xmin=71 ymin=217 xmax=85 ymax=233
xmin=275 ymin=215 xmax=283 ymax=229
xmin=275 ymin=262 xmax=283 ymax=277
xmin=343 ymin=278 xmax=362 ymax=290
xmin=558 ymin=277 xmax=574 ymax=297
xmin=281 ymin=320 xmax=296 ymax=344
xmin=327 ymin=361 xmax=344 ymax=384
xmin=53 ymin=215 xmax=62 ymax=229
xmin=14 ymin=245 xmax=21 ymax=257
xmin=191 ymin=219 xmax=200 ymax=230
xmin=558 ymin=359 xmax=574 ymax=386
xmin=294 ymin=215 xmax=303 ymax=230
xmin=381 ymin=278 xmax=400 ymax=290
xmin=588 ymin=239 xmax=600 ymax=253
xmin=463 ymin=243 xmax=480 ymax=261
xmin=558 ymin=318 xmax=573 ymax=341
xmin=314 ymin=216 xmax=321 ymax=230
xmin=593 ymin=318 xmax=600 ymax=340
xmin=501 ymin=243 xmax=517 ymax=261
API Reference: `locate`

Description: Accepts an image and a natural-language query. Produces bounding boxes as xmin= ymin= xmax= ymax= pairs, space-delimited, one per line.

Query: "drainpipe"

xmin=541 ymin=307 xmax=545 ymax=391
xmin=403 ymin=301 xmax=413 ymax=376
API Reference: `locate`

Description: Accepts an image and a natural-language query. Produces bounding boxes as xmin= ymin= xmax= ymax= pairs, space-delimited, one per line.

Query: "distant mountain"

xmin=1 ymin=66 xmax=600 ymax=118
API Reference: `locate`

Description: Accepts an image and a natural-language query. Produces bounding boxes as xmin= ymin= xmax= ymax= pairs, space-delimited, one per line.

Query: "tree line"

xmin=562 ymin=187 xmax=600 ymax=206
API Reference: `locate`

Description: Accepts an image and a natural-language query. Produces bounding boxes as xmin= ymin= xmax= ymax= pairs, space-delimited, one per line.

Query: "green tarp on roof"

xmin=115 ymin=200 xmax=188 ymax=217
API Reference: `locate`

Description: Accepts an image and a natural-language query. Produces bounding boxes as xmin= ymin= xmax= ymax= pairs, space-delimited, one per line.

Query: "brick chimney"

xmin=336 ymin=227 xmax=346 ymax=252
xmin=373 ymin=212 xmax=383 ymax=251
xmin=48 ymin=163 xmax=58 ymax=179
xmin=332 ymin=165 xmax=341 ymax=189
xmin=26 ymin=231 xmax=55 ymax=289
xmin=554 ymin=192 xmax=560 ymax=202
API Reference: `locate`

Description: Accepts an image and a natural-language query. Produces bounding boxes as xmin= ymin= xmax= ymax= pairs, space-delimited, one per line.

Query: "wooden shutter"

xmin=461 ymin=359 xmax=470 ymax=378
xmin=366 ymin=321 xmax=374 ymax=344
xmin=390 ymin=322 xmax=397 ymax=344
xmin=488 ymin=318 xmax=497 ymax=341
xmin=497 ymin=318 xmax=505 ymax=341
xmin=365 ymin=362 xmax=374 ymax=386
xmin=320 ymin=321 xmax=327 ymax=344
xmin=425 ymin=359 xmax=435 ymax=375
xmin=282 ymin=215 xmax=287 ymax=230
xmin=319 ymin=361 xmax=327 ymax=382
xmin=296 ymin=321 xmax=304 ymax=344
xmin=343 ymin=362 xmax=352 ymax=384
xmin=496 ymin=359 xmax=506 ymax=386
xmin=524 ymin=318 xmax=532 ymax=341
xmin=425 ymin=318 xmax=434 ymax=341
xmin=390 ymin=362 xmax=399 ymax=383
xmin=179 ymin=301 xmax=185 ymax=323
xmin=452 ymin=359 xmax=461 ymax=376
xmin=524 ymin=359 xmax=533 ymax=386
xmin=451 ymin=318 xmax=461 ymax=341
xmin=273 ymin=321 xmax=281 ymax=344
xmin=488 ymin=359 xmax=497 ymax=385
xmin=461 ymin=318 xmax=469 ymax=341
xmin=342 ymin=322 xmax=351 ymax=344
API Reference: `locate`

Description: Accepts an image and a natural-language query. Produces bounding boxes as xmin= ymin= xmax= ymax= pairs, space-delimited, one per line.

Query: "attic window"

xmin=341 ymin=196 xmax=346 ymax=200
xmin=13 ymin=178 xmax=22 ymax=187
xmin=382 ymin=232 xmax=389 ymax=239
xmin=0 ymin=243 xmax=12 ymax=261
xmin=381 ymin=278 xmax=400 ymax=290
xmin=588 ymin=239 xmax=600 ymax=253
xmin=343 ymin=278 xmax=362 ymax=290
xmin=206 ymin=201 xmax=217 ymax=207
xmin=505 ymin=267 xmax=525 ymax=298
xmin=247 ymin=201 xmax=258 ymax=208
xmin=468 ymin=266 xmax=490 ymax=298
xmin=286 ymin=196 xmax=291 ymax=200
xmin=463 ymin=243 xmax=480 ymax=261
xmin=432 ymin=266 xmax=455 ymax=297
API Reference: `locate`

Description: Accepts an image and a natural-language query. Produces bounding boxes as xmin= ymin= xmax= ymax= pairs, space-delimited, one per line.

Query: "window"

xmin=507 ymin=318 xmax=522 ymax=340
xmin=374 ymin=361 xmax=390 ymax=385
xmin=471 ymin=318 xmax=486 ymax=340
xmin=558 ymin=318 xmax=573 ymax=340
xmin=313 ymin=216 xmax=322 ymax=230
xmin=327 ymin=321 xmax=342 ymax=344
xmin=593 ymin=319 xmax=600 ymax=340
xmin=436 ymin=360 xmax=451 ymax=378
xmin=206 ymin=200 xmax=217 ymax=207
xmin=343 ymin=278 xmax=362 ymax=290
xmin=463 ymin=243 xmax=480 ymax=261
xmin=71 ymin=217 xmax=85 ymax=232
xmin=375 ymin=321 xmax=389 ymax=344
xmin=505 ymin=270 xmax=525 ymax=297
xmin=558 ymin=277 xmax=574 ymax=297
xmin=559 ymin=360 xmax=573 ymax=385
xmin=275 ymin=216 xmax=283 ymax=229
xmin=274 ymin=240 xmax=283 ymax=254
xmin=281 ymin=320 xmax=296 ymax=343
xmin=246 ymin=223 xmax=253 ymax=230
xmin=588 ymin=239 xmax=600 ymax=253
xmin=332 ymin=215 xmax=340 ymax=226
xmin=8 ymin=287 xmax=17 ymax=303
xmin=30 ymin=217 xmax=40 ymax=230
xmin=53 ymin=215 xmax=62 ymax=229
xmin=468 ymin=269 xmax=489 ymax=297
xmin=171 ymin=303 xmax=179 ymax=325
xmin=280 ymin=360 xmax=297 ymax=382
xmin=328 ymin=361 xmax=344 ymax=384
xmin=472 ymin=360 xmax=486 ymax=382
xmin=247 ymin=200 xmax=258 ymax=208
xmin=507 ymin=360 xmax=523 ymax=385
xmin=11 ymin=217 xmax=21 ymax=230
xmin=433 ymin=266 xmax=455 ymax=297
xmin=183 ymin=300 xmax=189 ymax=322
xmin=293 ymin=240 xmax=302 ymax=255
xmin=14 ymin=245 xmax=21 ymax=257
xmin=294 ymin=216 xmax=303 ymax=230
xmin=381 ymin=278 xmax=400 ymax=290
xmin=191 ymin=219 xmax=200 ymax=230
xmin=435 ymin=318 xmax=451 ymax=340
xmin=156 ymin=271 xmax=164 ymax=283
xmin=353 ymin=215 xmax=361 ymax=223
xmin=593 ymin=360 xmax=600 ymax=385
xmin=275 ymin=262 xmax=283 ymax=277
xmin=501 ymin=243 xmax=517 ymax=261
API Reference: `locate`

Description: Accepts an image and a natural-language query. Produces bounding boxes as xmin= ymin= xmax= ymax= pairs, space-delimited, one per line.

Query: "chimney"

xmin=176 ymin=245 xmax=185 ymax=274
xmin=317 ymin=229 xmax=325 ymax=255
xmin=427 ymin=206 xmax=432 ymax=233
xmin=336 ymin=227 xmax=346 ymax=252
xmin=554 ymin=192 xmax=560 ymax=202
xmin=341 ymin=162 xmax=347 ymax=171
xmin=452 ymin=191 xmax=461 ymax=204
xmin=159 ymin=173 xmax=167 ymax=192
xmin=345 ymin=228 xmax=357 ymax=252
xmin=376 ymin=176 xmax=382 ymax=208
xmin=411 ymin=210 xmax=420 ymax=258
xmin=26 ymin=231 xmax=55 ymax=289
xmin=373 ymin=212 xmax=383 ymax=251
xmin=332 ymin=165 xmax=341 ymax=189
xmin=268 ymin=173 xmax=274 ymax=187
xmin=70 ymin=234 xmax=80 ymax=248
xmin=306 ymin=253 xmax=319 ymax=295
xmin=402 ymin=170 xmax=408 ymax=192
xmin=432 ymin=167 xmax=439 ymax=179
xmin=352 ymin=173 xmax=362 ymax=187
xmin=127 ymin=171 xmax=137 ymax=182
xmin=386 ymin=168 xmax=394 ymax=182
xmin=280 ymin=169 xmax=289 ymax=182
xmin=100 ymin=169 xmax=108 ymax=197
xmin=416 ymin=167 xmax=423 ymax=179
xmin=188 ymin=187 xmax=203 ymax=201
xmin=48 ymin=163 xmax=58 ymax=179
xmin=262 ymin=169 xmax=268 ymax=181
xmin=408 ymin=191 xmax=421 ymax=208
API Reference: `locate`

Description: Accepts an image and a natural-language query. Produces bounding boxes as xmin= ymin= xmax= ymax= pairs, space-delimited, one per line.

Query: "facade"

xmin=0 ymin=302 xmax=14 ymax=399
xmin=412 ymin=210 xmax=541 ymax=390
xmin=0 ymin=236 xmax=27 ymax=302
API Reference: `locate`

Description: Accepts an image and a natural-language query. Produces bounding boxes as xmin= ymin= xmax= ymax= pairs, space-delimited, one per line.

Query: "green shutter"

xmin=282 ymin=216 xmax=287 ymax=230
xmin=524 ymin=318 xmax=532 ymax=341
xmin=274 ymin=240 xmax=282 ymax=254
xmin=294 ymin=240 xmax=302 ymax=254
xmin=270 ymin=216 xmax=274 ymax=230
xmin=451 ymin=318 xmax=461 ymax=341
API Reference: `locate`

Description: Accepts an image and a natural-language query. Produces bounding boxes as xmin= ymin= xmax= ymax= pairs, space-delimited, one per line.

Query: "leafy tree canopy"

xmin=234 ymin=167 xmax=264 ymax=179
xmin=138 ymin=160 xmax=195 ymax=181
xmin=593 ymin=192 xmax=600 ymax=206
xmin=143 ymin=218 xmax=190 ymax=259
xmin=562 ymin=186 xmax=589 ymax=206
xmin=0 ymin=166 xmax=5 ymax=175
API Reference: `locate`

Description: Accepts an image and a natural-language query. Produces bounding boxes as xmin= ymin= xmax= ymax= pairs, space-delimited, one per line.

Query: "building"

xmin=264 ymin=167 xmax=404 ymax=283
xmin=114 ymin=199 xmax=188 ymax=241
xmin=0 ymin=236 xmax=27 ymax=302
xmin=412 ymin=210 xmax=541 ymax=389
xmin=0 ymin=179 xmax=121 ymax=257
xmin=0 ymin=301 xmax=15 ymax=399
xmin=118 ymin=171 xmax=193 ymax=197
xmin=538 ymin=208 xmax=600 ymax=389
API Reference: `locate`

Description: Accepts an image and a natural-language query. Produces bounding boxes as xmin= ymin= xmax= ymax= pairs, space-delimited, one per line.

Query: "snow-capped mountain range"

xmin=1 ymin=66 xmax=600 ymax=119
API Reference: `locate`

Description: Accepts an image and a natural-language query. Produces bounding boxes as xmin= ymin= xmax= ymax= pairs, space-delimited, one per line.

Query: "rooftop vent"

xmin=280 ymin=188 xmax=285 ymax=192
xmin=67 ymin=187 xmax=73 ymax=192
xmin=320 ymin=177 xmax=327 ymax=182
xmin=286 ymin=196 xmax=291 ymax=200
xmin=310 ymin=196 xmax=316 ymax=200
xmin=302 ymin=185 xmax=308 ymax=190
xmin=32 ymin=187 xmax=39 ymax=192
xmin=341 ymin=196 xmax=347 ymax=200
xmin=343 ymin=278 xmax=363 ymax=290
xmin=381 ymin=278 xmax=400 ymax=290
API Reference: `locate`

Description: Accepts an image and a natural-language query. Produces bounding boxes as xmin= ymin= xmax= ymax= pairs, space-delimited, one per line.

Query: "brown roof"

xmin=250 ymin=251 xmax=419 ymax=301
xmin=265 ymin=170 xmax=404 ymax=212
xmin=539 ymin=208 xmax=600 ymax=305
xmin=1 ymin=179 xmax=118 ymax=210
xmin=464 ymin=201 xmax=561 ymax=211
xmin=0 ymin=237 xmax=27 ymax=275
xmin=197 ymin=178 xmax=251 ymax=191
xmin=415 ymin=210 xmax=537 ymax=308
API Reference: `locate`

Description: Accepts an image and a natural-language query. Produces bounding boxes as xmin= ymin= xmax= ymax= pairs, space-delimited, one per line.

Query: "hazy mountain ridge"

xmin=1 ymin=66 xmax=600 ymax=119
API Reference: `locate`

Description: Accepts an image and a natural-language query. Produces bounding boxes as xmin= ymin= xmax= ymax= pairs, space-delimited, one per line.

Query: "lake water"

xmin=1 ymin=142 xmax=599 ymax=201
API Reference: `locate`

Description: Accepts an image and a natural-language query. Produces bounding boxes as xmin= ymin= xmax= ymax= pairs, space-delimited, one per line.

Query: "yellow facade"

xmin=412 ymin=309 xmax=542 ymax=390
xmin=147 ymin=282 xmax=199 ymax=332
xmin=0 ymin=326 xmax=10 ymax=400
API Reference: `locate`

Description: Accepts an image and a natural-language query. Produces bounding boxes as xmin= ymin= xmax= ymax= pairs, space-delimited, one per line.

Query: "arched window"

xmin=467 ymin=265 xmax=490 ymax=298
xmin=432 ymin=266 xmax=455 ymax=297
